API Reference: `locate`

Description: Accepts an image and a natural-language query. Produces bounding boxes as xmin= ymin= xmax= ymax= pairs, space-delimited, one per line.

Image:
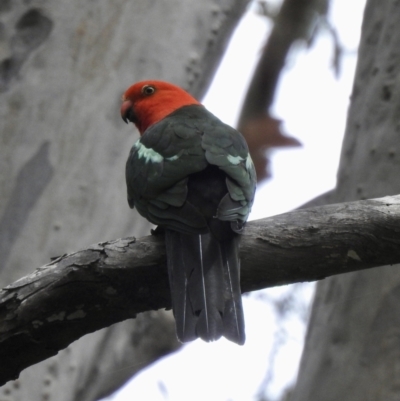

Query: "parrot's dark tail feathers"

xmin=165 ymin=229 xmax=245 ymax=345
xmin=221 ymin=235 xmax=245 ymax=345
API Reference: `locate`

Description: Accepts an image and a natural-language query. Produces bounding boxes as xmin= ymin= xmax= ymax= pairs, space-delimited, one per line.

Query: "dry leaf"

xmin=240 ymin=114 xmax=301 ymax=182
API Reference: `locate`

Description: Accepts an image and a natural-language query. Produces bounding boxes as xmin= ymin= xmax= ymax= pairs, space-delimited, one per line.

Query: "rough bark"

xmin=0 ymin=0 xmax=249 ymax=399
xmin=291 ymin=1 xmax=400 ymax=400
xmin=2 ymin=194 xmax=400 ymax=385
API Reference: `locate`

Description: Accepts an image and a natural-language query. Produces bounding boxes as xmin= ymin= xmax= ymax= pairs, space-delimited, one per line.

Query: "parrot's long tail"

xmin=165 ymin=228 xmax=245 ymax=345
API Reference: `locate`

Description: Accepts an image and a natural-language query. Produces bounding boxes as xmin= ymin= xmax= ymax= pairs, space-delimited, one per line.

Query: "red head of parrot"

xmin=121 ymin=80 xmax=201 ymax=135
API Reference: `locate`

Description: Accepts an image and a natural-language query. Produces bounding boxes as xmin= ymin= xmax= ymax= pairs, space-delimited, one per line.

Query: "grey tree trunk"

xmin=0 ymin=0 xmax=249 ymax=399
xmin=291 ymin=1 xmax=400 ymax=400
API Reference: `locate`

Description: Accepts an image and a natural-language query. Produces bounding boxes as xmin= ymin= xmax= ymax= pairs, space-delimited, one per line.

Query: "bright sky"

xmin=104 ymin=0 xmax=366 ymax=400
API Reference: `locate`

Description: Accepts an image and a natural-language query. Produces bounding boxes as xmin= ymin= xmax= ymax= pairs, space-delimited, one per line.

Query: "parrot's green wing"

xmin=126 ymin=105 xmax=256 ymax=234
xmin=201 ymin=116 xmax=256 ymax=231
xmin=126 ymin=106 xmax=209 ymax=233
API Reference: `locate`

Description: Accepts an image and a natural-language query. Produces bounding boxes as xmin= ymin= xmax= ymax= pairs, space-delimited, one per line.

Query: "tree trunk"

xmin=291 ymin=1 xmax=400 ymax=400
xmin=0 ymin=0 xmax=249 ymax=399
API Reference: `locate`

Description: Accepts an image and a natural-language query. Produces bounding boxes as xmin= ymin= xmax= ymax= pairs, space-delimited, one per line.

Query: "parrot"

xmin=121 ymin=80 xmax=256 ymax=345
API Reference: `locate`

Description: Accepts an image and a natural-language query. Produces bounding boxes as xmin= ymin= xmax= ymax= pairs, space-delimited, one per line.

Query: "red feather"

xmin=121 ymin=80 xmax=200 ymax=134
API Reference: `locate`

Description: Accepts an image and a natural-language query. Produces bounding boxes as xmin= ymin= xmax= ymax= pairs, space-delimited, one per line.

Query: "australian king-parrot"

xmin=121 ymin=80 xmax=256 ymax=345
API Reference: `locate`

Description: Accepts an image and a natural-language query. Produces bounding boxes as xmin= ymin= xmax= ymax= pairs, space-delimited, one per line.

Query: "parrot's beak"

xmin=121 ymin=100 xmax=136 ymax=124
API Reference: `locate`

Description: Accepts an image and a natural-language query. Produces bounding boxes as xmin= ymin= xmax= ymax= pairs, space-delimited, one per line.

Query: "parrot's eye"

xmin=141 ymin=85 xmax=155 ymax=96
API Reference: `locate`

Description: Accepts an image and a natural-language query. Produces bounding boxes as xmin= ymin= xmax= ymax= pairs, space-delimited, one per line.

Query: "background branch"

xmin=2 ymin=194 xmax=400 ymax=385
xmin=239 ymin=0 xmax=328 ymax=122
xmin=237 ymin=0 xmax=329 ymax=180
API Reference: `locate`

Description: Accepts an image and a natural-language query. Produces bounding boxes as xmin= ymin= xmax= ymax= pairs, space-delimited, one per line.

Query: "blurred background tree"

xmin=0 ymin=1 xmax=249 ymax=399
xmin=291 ymin=1 xmax=400 ymax=400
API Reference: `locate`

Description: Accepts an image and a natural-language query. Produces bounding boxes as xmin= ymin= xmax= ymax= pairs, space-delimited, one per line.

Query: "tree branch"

xmin=238 ymin=0 xmax=327 ymax=122
xmin=2 ymin=194 xmax=400 ymax=385
xmin=237 ymin=0 xmax=328 ymax=180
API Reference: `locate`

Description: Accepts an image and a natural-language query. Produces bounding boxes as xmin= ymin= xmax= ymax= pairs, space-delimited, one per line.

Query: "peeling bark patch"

xmin=47 ymin=312 xmax=66 ymax=322
xmin=0 ymin=59 xmax=17 ymax=91
xmin=0 ymin=8 xmax=53 ymax=91
xmin=347 ymin=249 xmax=362 ymax=261
xmin=0 ymin=0 xmax=11 ymax=13
xmin=105 ymin=287 xmax=117 ymax=295
xmin=381 ymin=85 xmax=392 ymax=101
xmin=67 ymin=310 xmax=86 ymax=320
xmin=0 ymin=142 xmax=53 ymax=270
xmin=0 ymin=58 xmax=21 ymax=88
xmin=14 ymin=9 xmax=53 ymax=52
